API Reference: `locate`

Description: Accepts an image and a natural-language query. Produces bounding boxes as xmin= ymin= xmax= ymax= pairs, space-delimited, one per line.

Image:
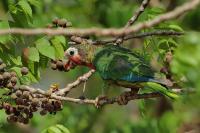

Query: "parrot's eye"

xmin=69 ymin=50 xmax=74 ymax=56
xmin=66 ymin=47 xmax=78 ymax=56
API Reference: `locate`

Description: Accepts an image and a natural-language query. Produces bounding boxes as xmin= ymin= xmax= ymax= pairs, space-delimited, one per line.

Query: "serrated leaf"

xmin=18 ymin=0 xmax=32 ymax=17
xmin=9 ymin=55 xmax=22 ymax=66
xmin=47 ymin=127 xmax=62 ymax=133
xmin=36 ymin=38 xmax=55 ymax=60
xmin=158 ymin=39 xmax=169 ymax=50
xmin=51 ymin=37 xmax=64 ymax=59
xmin=10 ymin=67 xmax=22 ymax=77
xmin=39 ymin=54 xmax=49 ymax=68
xmin=20 ymin=75 xmax=31 ymax=85
xmin=56 ymin=125 xmax=70 ymax=133
xmin=28 ymin=47 xmax=40 ymax=62
xmin=28 ymin=0 xmax=41 ymax=7
xmin=168 ymin=24 xmax=183 ymax=32
xmin=0 ymin=88 xmax=10 ymax=97
xmin=0 ymin=21 xmax=11 ymax=44
xmin=27 ymin=72 xmax=38 ymax=83
xmin=27 ymin=61 xmax=40 ymax=79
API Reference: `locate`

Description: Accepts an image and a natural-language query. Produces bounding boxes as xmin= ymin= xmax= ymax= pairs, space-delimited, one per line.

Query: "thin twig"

xmin=92 ymin=30 xmax=184 ymax=45
xmin=116 ymin=0 xmax=150 ymax=44
xmin=56 ymin=69 xmax=95 ymax=96
xmin=0 ymin=0 xmax=198 ymax=36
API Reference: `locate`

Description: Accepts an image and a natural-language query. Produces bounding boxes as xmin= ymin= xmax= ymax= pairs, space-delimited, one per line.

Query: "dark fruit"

xmin=56 ymin=60 xmax=64 ymax=70
xmin=22 ymin=91 xmax=30 ymax=99
xmin=57 ymin=19 xmax=67 ymax=27
xmin=11 ymin=77 xmax=17 ymax=84
xmin=40 ymin=109 xmax=47 ymax=116
xmin=0 ymin=74 xmax=3 ymax=81
xmin=51 ymin=63 xmax=57 ymax=70
xmin=7 ymin=115 xmax=17 ymax=123
xmin=0 ymin=63 xmax=6 ymax=72
xmin=6 ymin=82 xmax=13 ymax=89
xmin=23 ymin=118 xmax=29 ymax=124
xmin=21 ymin=67 xmax=29 ymax=75
xmin=10 ymin=71 xmax=17 ymax=77
xmin=31 ymin=98 xmax=39 ymax=107
xmin=52 ymin=18 xmax=59 ymax=25
xmin=15 ymin=90 xmax=22 ymax=97
xmin=3 ymin=72 xmax=11 ymax=80
xmin=15 ymin=98 xmax=24 ymax=105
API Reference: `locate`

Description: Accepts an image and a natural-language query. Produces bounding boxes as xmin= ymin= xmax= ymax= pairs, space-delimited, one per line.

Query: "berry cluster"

xmin=50 ymin=59 xmax=76 ymax=72
xmin=47 ymin=18 xmax=72 ymax=28
xmin=50 ymin=60 xmax=66 ymax=71
xmin=0 ymin=59 xmax=21 ymax=90
xmin=0 ymin=59 xmax=63 ymax=124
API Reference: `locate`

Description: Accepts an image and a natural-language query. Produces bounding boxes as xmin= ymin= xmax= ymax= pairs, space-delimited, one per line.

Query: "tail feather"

xmin=145 ymin=82 xmax=179 ymax=99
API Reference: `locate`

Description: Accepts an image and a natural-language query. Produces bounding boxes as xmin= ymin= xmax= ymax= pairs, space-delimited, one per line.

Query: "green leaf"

xmin=168 ymin=24 xmax=183 ymax=32
xmin=28 ymin=47 xmax=40 ymax=62
xmin=20 ymin=75 xmax=31 ymax=85
xmin=28 ymin=0 xmax=41 ymax=7
xmin=10 ymin=67 xmax=22 ymax=77
xmin=0 ymin=21 xmax=11 ymax=44
xmin=9 ymin=55 xmax=22 ymax=66
xmin=41 ymin=125 xmax=70 ymax=133
xmin=158 ymin=39 xmax=169 ymax=50
xmin=56 ymin=125 xmax=70 ymax=133
xmin=36 ymin=38 xmax=55 ymax=60
xmin=47 ymin=127 xmax=62 ymax=133
xmin=18 ymin=0 xmax=32 ymax=17
xmin=39 ymin=54 xmax=49 ymax=68
xmin=51 ymin=37 xmax=65 ymax=59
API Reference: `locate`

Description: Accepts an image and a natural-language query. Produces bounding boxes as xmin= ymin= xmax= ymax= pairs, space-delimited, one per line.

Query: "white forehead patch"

xmin=66 ymin=47 xmax=78 ymax=56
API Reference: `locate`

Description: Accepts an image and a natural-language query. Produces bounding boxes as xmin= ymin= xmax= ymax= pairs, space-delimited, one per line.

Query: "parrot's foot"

xmin=78 ymin=95 xmax=86 ymax=100
xmin=117 ymin=90 xmax=138 ymax=105
xmin=95 ymin=95 xmax=109 ymax=108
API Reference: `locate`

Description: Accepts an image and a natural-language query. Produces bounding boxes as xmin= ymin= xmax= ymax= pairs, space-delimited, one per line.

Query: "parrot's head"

xmin=64 ymin=44 xmax=98 ymax=69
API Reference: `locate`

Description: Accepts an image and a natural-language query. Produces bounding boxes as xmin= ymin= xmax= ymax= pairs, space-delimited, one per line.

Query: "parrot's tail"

xmin=145 ymin=82 xmax=179 ymax=99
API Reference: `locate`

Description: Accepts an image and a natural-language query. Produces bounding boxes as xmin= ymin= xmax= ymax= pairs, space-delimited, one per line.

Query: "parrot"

xmin=64 ymin=43 xmax=179 ymax=104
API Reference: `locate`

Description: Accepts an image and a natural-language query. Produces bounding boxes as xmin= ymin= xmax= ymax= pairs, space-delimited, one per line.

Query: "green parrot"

xmin=64 ymin=43 xmax=178 ymax=103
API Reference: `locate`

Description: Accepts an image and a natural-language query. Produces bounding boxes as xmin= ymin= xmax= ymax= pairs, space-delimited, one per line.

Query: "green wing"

xmin=93 ymin=45 xmax=154 ymax=81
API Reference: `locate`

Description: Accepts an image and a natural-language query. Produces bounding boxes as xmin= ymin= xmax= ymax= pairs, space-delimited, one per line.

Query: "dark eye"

xmin=69 ymin=50 xmax=74 ymax=56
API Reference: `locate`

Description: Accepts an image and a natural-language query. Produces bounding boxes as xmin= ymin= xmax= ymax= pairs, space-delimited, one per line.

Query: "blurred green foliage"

xmin=0 ymin=0 xmax=200 ymax=133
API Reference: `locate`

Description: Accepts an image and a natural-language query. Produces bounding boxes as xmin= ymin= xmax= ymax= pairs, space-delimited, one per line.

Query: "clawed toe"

xmin=95 ymin=95 xmax=108 ymax=108
xmin=117 ymin=90 xmax=138 ymax=105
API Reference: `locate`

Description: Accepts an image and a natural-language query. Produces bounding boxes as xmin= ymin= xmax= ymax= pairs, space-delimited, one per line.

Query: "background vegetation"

xmin=0 ymin=0 xmax=200 ymax=133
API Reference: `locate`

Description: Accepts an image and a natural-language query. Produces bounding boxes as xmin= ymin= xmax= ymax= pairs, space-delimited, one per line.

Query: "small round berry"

xmin=52 ymin=18 xmax=59 ymax=25
xmin=21 ymin=67 xmax=29 ymax=75
xmin=3 ymin=72 xmax=11 ymax=80
xmin=51 ymin=63 xmax=57 ymax=70
xmin=56 ymin=60 xmax=63 ymax=68
xmin=15 ymin=98 xmax=24 ymax=105
xmin=40 ymin=109 xmax=47 ymax=116
xmin=0 ymin=74 xmax=3 ymax=82
xmin=10 ymin=71 xmax=17 ymax=77
xmin=15 ymin=90 xmax=22 ymax=97
xmin=57 ymin=19 xmax=67 ymax=27
xmin=22 ymin=91 xmax=30 ymax=99
xmin=11 ymin=77 xmax=18 ymax=84
xmin=6 ymin=82 xmax=13 ymax=89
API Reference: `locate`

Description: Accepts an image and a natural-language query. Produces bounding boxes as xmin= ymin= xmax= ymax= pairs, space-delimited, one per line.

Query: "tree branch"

xmin=56 ymin=69 xmax=95 ymax=96
xmin=116 ymin=0 xmax=150 ymax=44
xmin=92 ymin=30 xmax=184 ymax=45
xmin=0 ymin=0 xmax=198 ymax=37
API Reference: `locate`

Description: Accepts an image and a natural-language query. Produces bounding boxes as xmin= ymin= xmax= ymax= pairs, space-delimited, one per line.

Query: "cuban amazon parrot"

xmin=64 ymin=43 xmax=178 ymax=104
